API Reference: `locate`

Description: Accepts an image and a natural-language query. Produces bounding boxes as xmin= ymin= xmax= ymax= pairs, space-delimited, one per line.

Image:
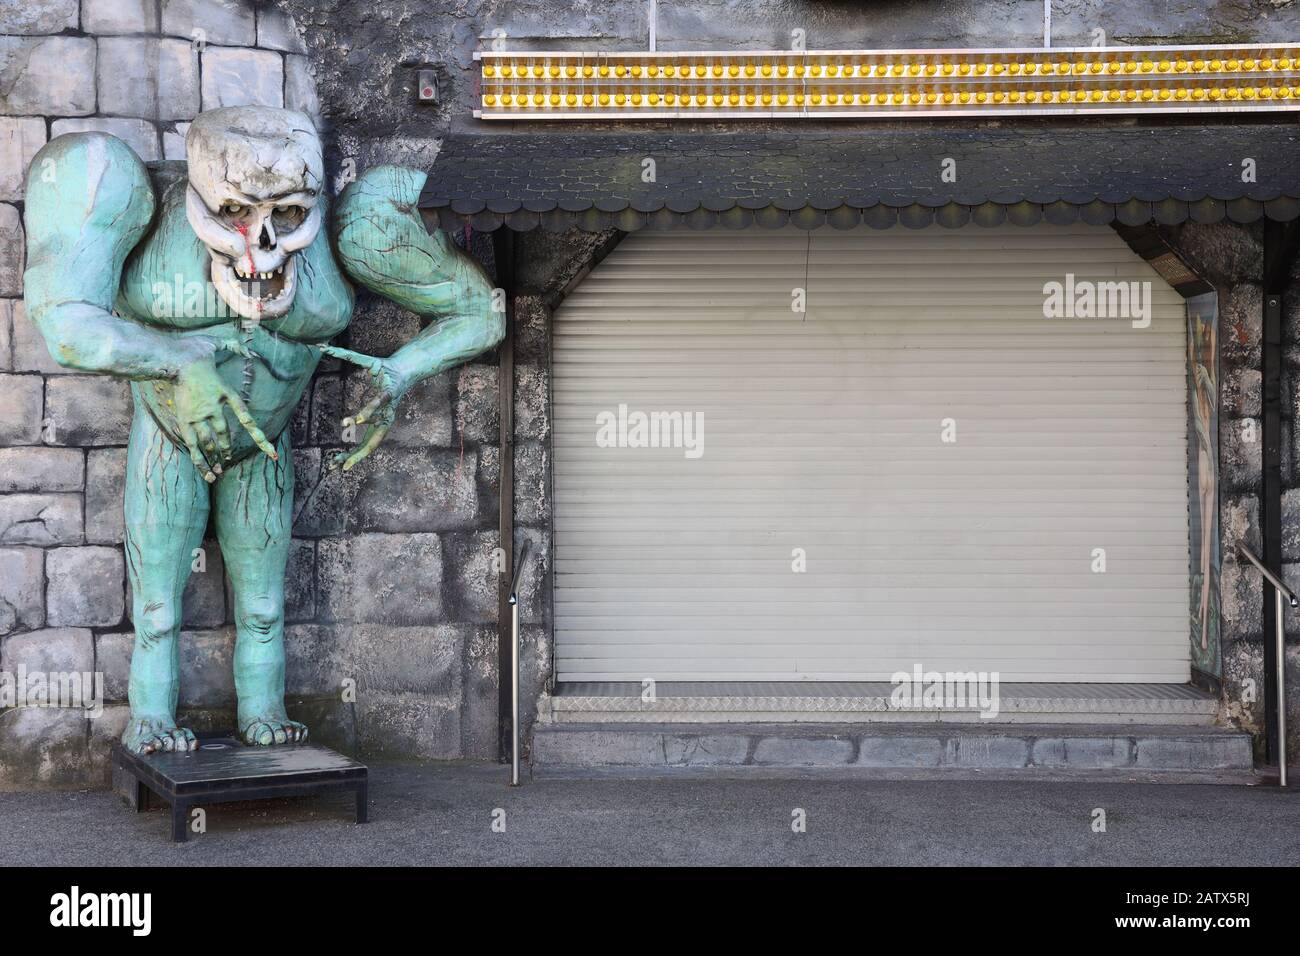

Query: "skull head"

xmin=185 ymin=107 xmax=324 ymax=321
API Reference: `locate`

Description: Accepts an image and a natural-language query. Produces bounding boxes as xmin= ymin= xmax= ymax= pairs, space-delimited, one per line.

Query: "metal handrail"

xmin=1237 ymin=543 xmax=1292 ymax=786
xmin=508 ymin=538 xmax=532 ymax=787
xmin=1237 ymin=544 xmax=1299 ymax=607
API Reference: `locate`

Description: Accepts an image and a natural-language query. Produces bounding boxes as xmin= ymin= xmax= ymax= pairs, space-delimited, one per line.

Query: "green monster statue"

xmin=23 ymin=107 xmax=503 ymax=753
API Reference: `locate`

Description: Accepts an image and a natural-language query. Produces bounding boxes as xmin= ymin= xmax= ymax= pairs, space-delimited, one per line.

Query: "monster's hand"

xmin=172 ymin=337 xmax=279 ymax=482
xmin=318 ymin=344 xmax=413 ymax=471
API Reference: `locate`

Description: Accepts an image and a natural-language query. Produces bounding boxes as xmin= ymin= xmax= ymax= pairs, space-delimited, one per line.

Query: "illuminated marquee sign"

xmin=474 ymin=44 xmax=1300 ymax=119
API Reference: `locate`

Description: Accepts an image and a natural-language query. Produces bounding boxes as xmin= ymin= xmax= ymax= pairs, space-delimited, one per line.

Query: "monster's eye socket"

xmin=273 ymin=205 xmax=307 ymax=228
xmin=220 ymin=202 xmax=246 ymax=218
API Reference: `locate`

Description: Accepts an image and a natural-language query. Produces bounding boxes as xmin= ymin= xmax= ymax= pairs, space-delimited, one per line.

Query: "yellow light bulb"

xmin=1088 ymin=61 xmax=1102 ymax=73
xmin=992 ymin=90 xmax=1005 ymax=103
xmin=910 ymin=63 xmax=923 ymax=76
xmin=942 ymin=63 xmax=954 ymax=75
xmin=549 ymin=65 xmax=560 ymax=77
xmin=975 ymin=91 xmax=987 ymax=103
xmin=1140 ymin=61 xmax=1153 ymax=72
xmin=1244 ymin=59 xmax=1257 ymax=70
xmin=695 ymin=64 xmax=706 ymax=77
xmin=992 ymin=63 xmax=1004 ymax=74
xmin=598 ymin=92 xmax=609 ymax=105
xmin=565 ymin=65 xmax=576 ymax=78
xmin=793 ymin=64 xmax=806 ymax=77
xmin=794 ymin=92 xmax=805 ymax=105
xmin=582 ymin=93 xmax=593 ymax=106
xmin=484 ymin=65 xmax=496 ymax=77
xmin=1124 ymin=61 xmax=1137 ymax=72
xmin=533 ymin=92 xmax=544 ymax=105
xmin=1106 ymin=61 xmax=1120 ymax=73
xmin=1192 ymin=59 xmax=1205 ymax=71
xmin=777 ymin=92 xmax=789 ymax=105
xmin=744 ymin=63 xmax=756 ymax=77
xmin=926 ymin=91 xmax=938 ymax=103
xmin=1226 ymin=59 xmax=1240 ymax=70
xmin=1125 ymin=88 xmax=1138 ymax=100
xmin=712 ymin=92 xmax=723 ymax=105
xmin=925 ymin=64 xmax=937 ymax=76
xmin=712 ymin=64 xmax=723 ymax=77
xmin=582 ymin=65 xmax=593 ymax=78
xmin=1261 ymin=59 xmax=1274 ymax=70
xmin=958 ymin=63 xmax=970 ymax=75
xmin=566 ymin=92 xmax=577 ymax=106
xmin=1107 ymin=89 xmax=1121 ymax=101
xmin=483 ymin=93 xmax=496 ymax=105
xmin=1009 ymin=63 xmax=1022 ymax=74
xmin=745 ymin=92 xmax=756 ymax=105
xmin=958 ymin=90 xmax=970 ymax=103
xmin=777 ymin=64 xmax=789 ymax=77
xmin=532 ymin=64 xmax=543 ymax=77
xmin=761 ymin=64 xmax=772 ymax=77
xmin=761 ymin=92 xmax=772 ymax=105
xmin=598 ymin=65 xmax=609 ymax=76
xmin=810 ymin=92 xmax=821 ymax=104
xmin=943 ymin=91 xmax=955 ymax=104
xmin=500 ymin=93 xmax=512 ymax=105
xmin=1140 ymin=88 xmax=1154 ymax=100
xmin=613 ymin=93 xmax=625 ymax=105
xmin=1025 ymin=90 xmax=1039 ymax=102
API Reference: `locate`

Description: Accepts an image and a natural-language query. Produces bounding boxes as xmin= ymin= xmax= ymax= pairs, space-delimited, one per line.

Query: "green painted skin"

xmin=24 ymin=133 xmax=503 ymax=753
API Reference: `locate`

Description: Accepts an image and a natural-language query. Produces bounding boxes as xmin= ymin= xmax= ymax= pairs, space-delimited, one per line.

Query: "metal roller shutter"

xmin=552 ymin=224 xmax=1190 ymax=683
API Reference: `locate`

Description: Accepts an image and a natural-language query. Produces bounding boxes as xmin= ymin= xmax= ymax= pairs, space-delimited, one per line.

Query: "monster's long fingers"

xmin=340 ymin=423 xmax=391 ymax=472
xmin=222 ymin=391 xmax=278 ymax=461
xmin=211 ymin=412 xmax=233 ymax=463
xmin=319 ymin=344 xmax=380 ymax=371
xmin=349 ymin=391 xmax=392 ymax=427
xmin=193 ymin=420 xmax=223 ymax=475
xmin=179 ymin=422 xmax=217 ymax=483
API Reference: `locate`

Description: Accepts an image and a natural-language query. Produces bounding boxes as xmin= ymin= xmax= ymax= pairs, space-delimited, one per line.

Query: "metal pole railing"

xmin=1238 ymin=543 xmax=1295 ymax=786
xmin=508 ymin=538 xmax=532 ymax=786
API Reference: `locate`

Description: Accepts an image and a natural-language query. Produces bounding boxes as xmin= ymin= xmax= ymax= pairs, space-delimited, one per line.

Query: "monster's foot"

xmin=240 ymin=714 xmax=309 ymax=746
xmin=122 ymin=715 xmax=197 ymax=755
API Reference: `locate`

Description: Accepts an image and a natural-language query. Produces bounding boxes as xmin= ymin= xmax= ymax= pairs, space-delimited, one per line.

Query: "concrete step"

xmin=530 ymin=722 xmax=1256 ymax=779
xmin=546 ymin=682 xmax=1220 ymax=725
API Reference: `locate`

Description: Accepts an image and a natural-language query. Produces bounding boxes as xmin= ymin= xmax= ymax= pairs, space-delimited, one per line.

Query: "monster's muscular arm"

xmin=25 ymin=132 xmax=276 ymax=477
xmin=327 ymin=165 xmax=504 ymax=469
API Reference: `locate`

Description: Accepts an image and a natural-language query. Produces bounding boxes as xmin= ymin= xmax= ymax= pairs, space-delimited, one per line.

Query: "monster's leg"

xmin=214 ymin=427 xmax=306 ymax=745
xmin=122 ymin=406 xmax=211 ymax=754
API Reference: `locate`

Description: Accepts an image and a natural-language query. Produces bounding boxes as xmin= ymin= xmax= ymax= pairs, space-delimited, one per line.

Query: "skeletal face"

xmin=185 ymin=107 xmax=324 ymax=321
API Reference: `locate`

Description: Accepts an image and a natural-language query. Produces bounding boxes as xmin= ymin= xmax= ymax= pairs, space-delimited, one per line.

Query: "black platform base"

xmin=112 ymin=735 xmax=368 ymax=843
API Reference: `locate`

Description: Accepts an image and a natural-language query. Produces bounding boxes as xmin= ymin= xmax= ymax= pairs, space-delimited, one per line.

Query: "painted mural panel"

xmin=1186 ymin=292 xmax=1221 ymax=677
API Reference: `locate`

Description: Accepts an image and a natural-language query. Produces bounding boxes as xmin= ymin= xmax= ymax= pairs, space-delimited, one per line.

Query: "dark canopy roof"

xmin=419 ymin=123 xmax=1300 ymax=232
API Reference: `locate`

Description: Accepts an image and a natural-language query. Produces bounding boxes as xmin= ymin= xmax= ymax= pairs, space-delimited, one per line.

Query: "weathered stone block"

xmin=284 ymin=694 xmax=356 ymax=754
xmin=97 ymin=37 xmax=200 ymax=121
xmin=1220 ymin=417 xmax=1262 ymax=493
xmin=44 ymin=376 xmax=133 ymax=446
xmin=457 ymin=362 xmax=499 ymax=444
xmin=349 ymin=447 xmax=478 ymax=532
xmin=177 ymin=627 xmax=235 ymax=708
xmin=0 ymin=493 xmax=83 ymax=546
xmin=317 ymin=533 xmax=444 ymax=624
xmin=49 ymin=118 xmax=161 ymax=162
xmin=513 ymin=526 xmax=550 ymax=625
xmin=95 ymin=630 xmax=133 ymax=703
xmin=1222 ymin=366 xmax=1261 ymax=418
xmin=0 ymin=627 xmax=94 ymax=680
xmin=0 ymin=708 xmax=90 ymax=788
xmin=284 ymin=54 xmax=320 ymax=122
xmin=200 ymin=46 xmax=284 ymax=111
xmin=516 ymin=439 xmax=550 ymax=525
xmin=1224 ymin=493 xmax=1261 ymax=559
xmin=752 ymin=735 xmax=854 ymax=766
xmin=0 ymin=447 xmax=84 ymax=493
xmin=0 ymin=374 xmax=43 ymax=444
xmin=1134 ymin=734 xmax=1253 ymax=770
xmin=515 ymin=363 xmax=550 ymax=441
xmin=663 ymin=733 xmax=751 ymax=766
xmin=45 ymin=546 xmax=125 ymax=628
xmin=0 ymin=36 xmax=96 ymax=116
xmin=1220 ymin=281 xmax=1262 ymax=369
xmin=291 ymin=446 xmax=345 ymax=536
xmin=355 ymin=690 xmax=461 ymax=759
xmin=530 ymin=727 xmax=665 ymax=767
xmin=90 ymin=704 xmax=131 ymax=787
xmin=0 ymin=300 xmax=10 ymax=371
xmin=0 ymin=547 xmax=44 ymax=634
xmin=0 ymin=0 xmax=79 ymax=34
xmin=83 ymin=0 xmax=159 ymax=34
xmin=950 ymin=733 xmax=1029 ymax=768
xmin=0 ymin=204 xmax=23 ymax=296
xmin=1031 ymin=736 xmax=1130 ymax=769
xmin=282 ymin=537 xmax=316 ymax=622
xmin=0 ymin=118 xmax=45 ymax=202
xmin=85 ymin=447 xmax=127 ymax=544
xmin=284 ymin=622 xmax=462 ymax=700
xmin=855 ymin=734 xmax=944 ymax=767
xmin=308 ymin=374 xmax=343 ymax=447
xmin=256 ymin=4 xmax=307 ymax=52
xmin=162 ymin=0 xmax=256 ymax=46
xmin=1220 ymin=560 xmax=1262 ymax=640
xmin=10 ymin=299 xmax=70 ymax=374
xmin=442 ymin=530 xmax=501 ymax=623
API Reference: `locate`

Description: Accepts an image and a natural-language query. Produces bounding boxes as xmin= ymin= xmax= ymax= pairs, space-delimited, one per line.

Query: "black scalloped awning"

xmin=419 ymin=124 xmax=1300 ymax=232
